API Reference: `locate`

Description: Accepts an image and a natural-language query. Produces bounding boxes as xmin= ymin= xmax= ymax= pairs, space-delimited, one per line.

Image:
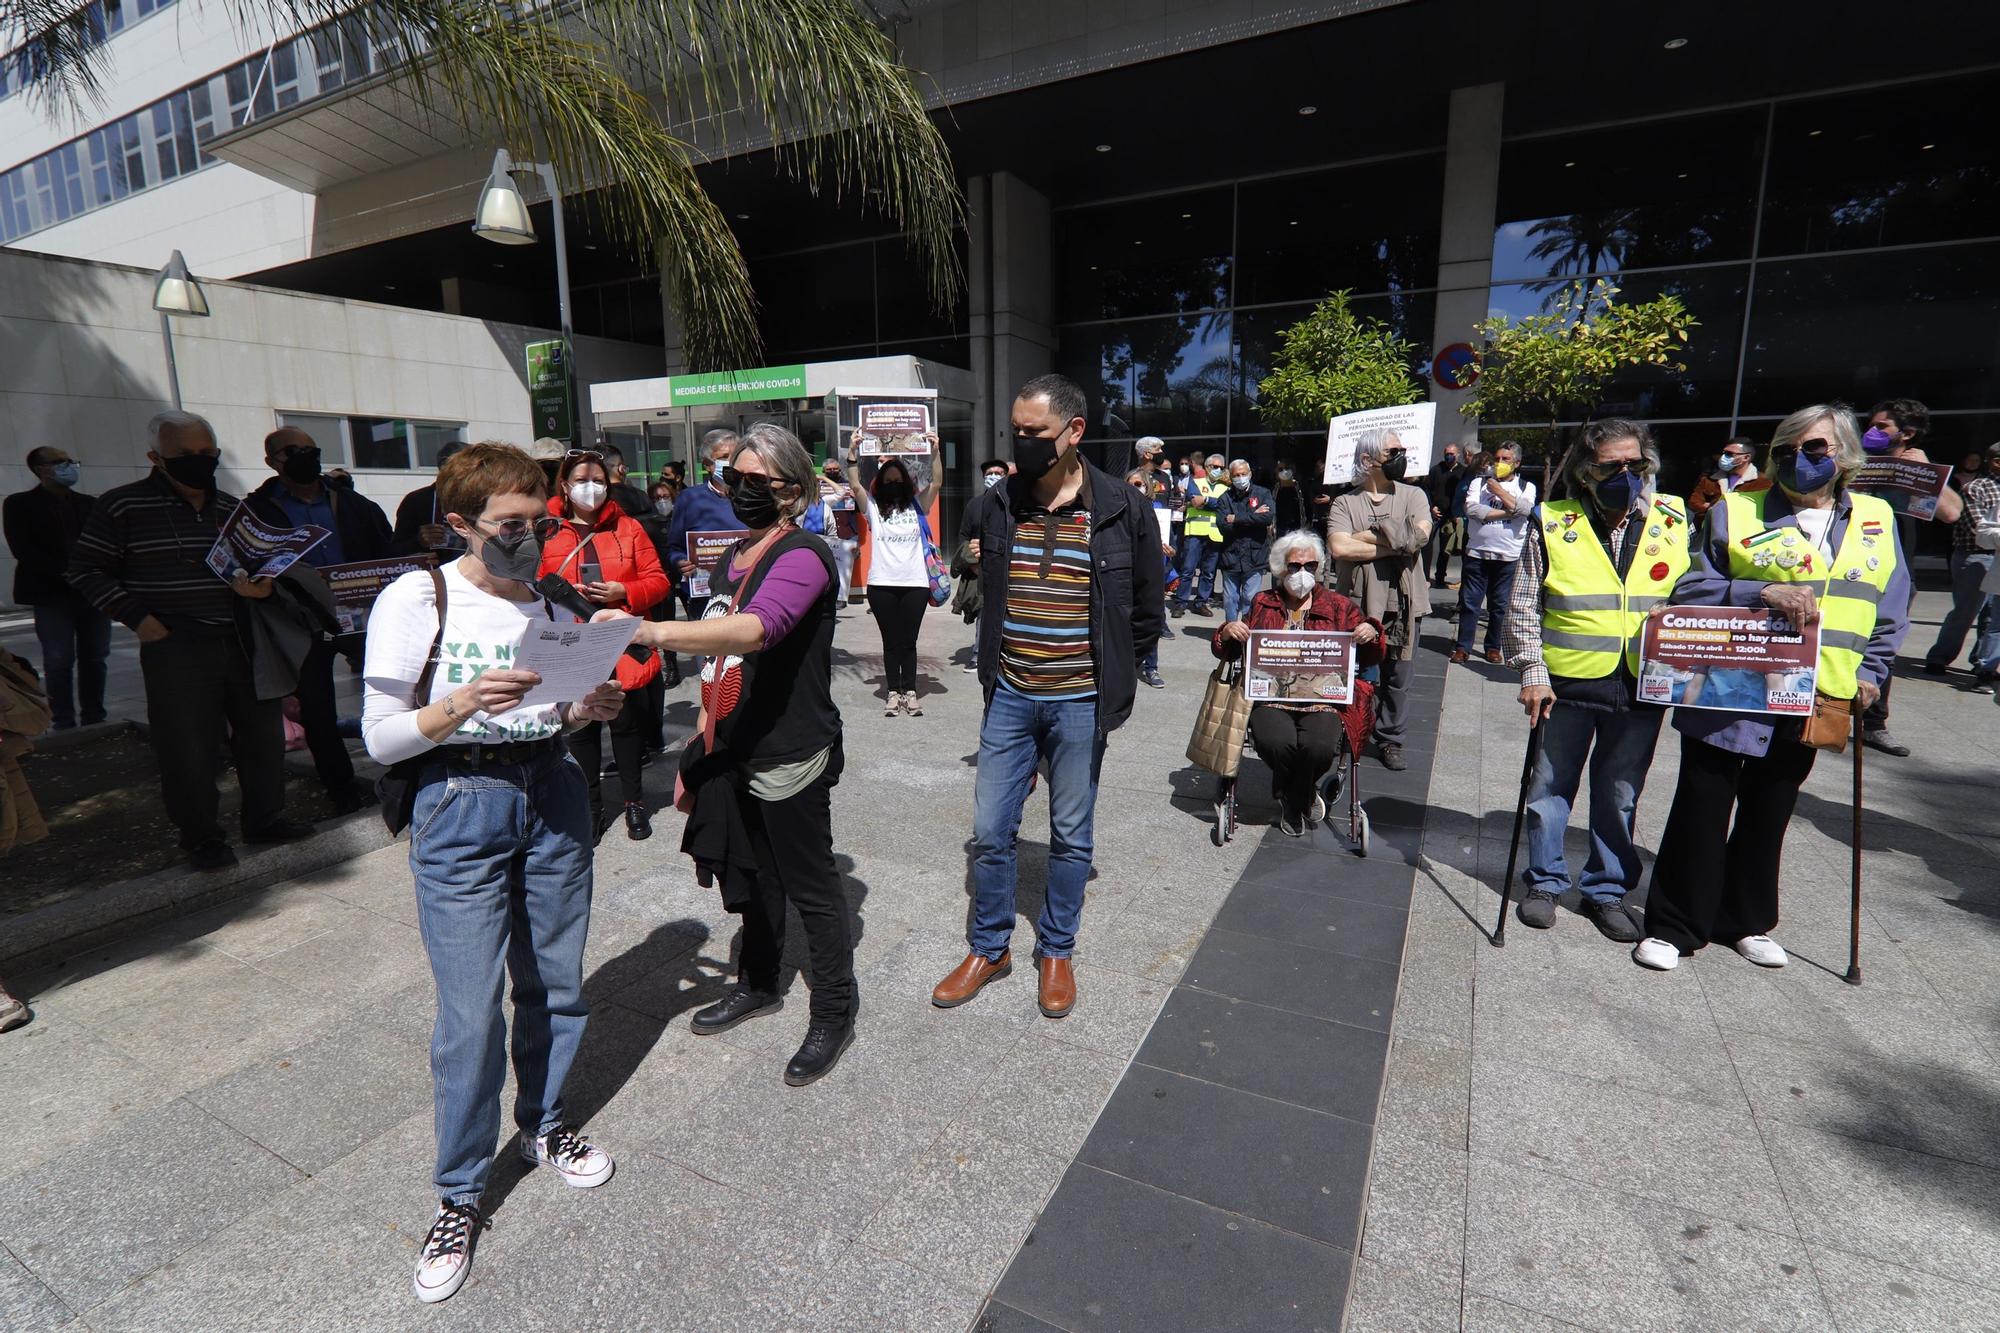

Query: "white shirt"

xmin=864 ymin=498 xmax=930 ymax=587
xmin=1464 ymin=475 xmax=1537 ymax=560
xmin=1794 ymin=506 xmax=1835 ymax=559
xmin=361 ymin=558 xmax=568 ymax=765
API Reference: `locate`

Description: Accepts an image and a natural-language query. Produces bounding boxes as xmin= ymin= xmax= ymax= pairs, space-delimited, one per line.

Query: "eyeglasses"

xmin=1284 ymin=560 xmax=1321 ymax=573
xmin=1770 ymin=438 xmax=1836 ymax=462
xmin=565 ymin=449 xmax=603 ymax=463
xmin=720 ymin=467 xmax=785 ymax=492
xmin=1581 ymin=457 xmax=1656 ymax=481
xmin=477 ymin=515 xmax=562 ymax=541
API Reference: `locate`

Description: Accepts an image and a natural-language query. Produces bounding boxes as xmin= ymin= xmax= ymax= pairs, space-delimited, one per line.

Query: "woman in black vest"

xmin=614 ymin=422 xmax=854 ymax=1086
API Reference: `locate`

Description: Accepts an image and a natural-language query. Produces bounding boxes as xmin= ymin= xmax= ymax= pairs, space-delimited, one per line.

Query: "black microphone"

xmin=534 ymin=573 xmax=597 ymax=621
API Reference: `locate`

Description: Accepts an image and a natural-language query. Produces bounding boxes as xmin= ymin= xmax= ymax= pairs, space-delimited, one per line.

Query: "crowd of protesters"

xmin=0 ymin=372 xmax=1991 ymax=1300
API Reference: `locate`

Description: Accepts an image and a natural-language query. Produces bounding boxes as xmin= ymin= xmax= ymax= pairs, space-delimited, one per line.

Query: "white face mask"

xmin=569 ymin=480 xmax=607 ymax=510
xmin=653 ymin=497 xmax=673 ymax=516
xmin=983 ymin=473 xmax=1004 ymax=489
xmin=1179 ymin=464 xmax=1190 ymax=476
xmin=1278 ymin=469 xmax=1294 ymax=482
xmin=1231 ymin=475 xmax=1250 ymax=491
xmin=1284 ymin=570 xmax=1317 ymax=598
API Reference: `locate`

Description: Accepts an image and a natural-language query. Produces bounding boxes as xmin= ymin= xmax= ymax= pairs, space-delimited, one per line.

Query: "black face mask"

xmin=1014 ymin=434 xmax=1063 ymax=482
xmin=729 ymin=476 xmax=783 ymax=529
xmin=1379 ymin=453 xmax=1409 ymax=483
xmin=874 ymin=472 xmax=913 ymax=508
xmin=478 ymin=528 xmax=544 ymax=584
xmin=160 ymin=452 xmax=220 ymax=491
xmin=281 ymin=447 xmax=322 ymax=485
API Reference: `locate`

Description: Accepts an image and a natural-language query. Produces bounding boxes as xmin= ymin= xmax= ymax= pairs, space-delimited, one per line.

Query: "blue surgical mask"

xmin=1780 ymin=451 xmax=1839 ymax=495
xmin=1593 ymin=470 xmax=1638 ymax=514
xmin=983 ymin=473 xmax=1004 ymax=489
xmin=50 ymin=462 xmax=80 ymax=487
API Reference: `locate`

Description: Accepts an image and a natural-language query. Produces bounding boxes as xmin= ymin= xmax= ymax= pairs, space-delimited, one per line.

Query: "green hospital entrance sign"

xmin=666 ymin=364 xmax=808 ymax=406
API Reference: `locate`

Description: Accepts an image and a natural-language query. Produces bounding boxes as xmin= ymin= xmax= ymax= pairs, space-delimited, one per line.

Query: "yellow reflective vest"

xmin=1183 ymin=477 xmax=1225 ymax=541
xmin=1720 ymin=488 xmax=1896 ymax=700
xmin=1540 ymin=494 xmax=1692 ymax=679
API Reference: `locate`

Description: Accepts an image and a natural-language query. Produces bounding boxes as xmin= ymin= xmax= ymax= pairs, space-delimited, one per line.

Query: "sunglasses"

xmin=1771 ymin=437 xmax=1836 ymax=462
xmin=1582 ymin=458 xmax=1656 ymax=481
xmin=1284 ymin=560 xmax=1321 ymax=573
xmin=720 ymin=467 xmax=786 ymax=492
xmin=478 ymin=515 xmax=563 ymax=541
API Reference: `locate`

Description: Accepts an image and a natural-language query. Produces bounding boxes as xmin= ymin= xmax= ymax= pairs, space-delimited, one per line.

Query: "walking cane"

xmin=1492 ymin=717 xmax=1546 ymax=947
xmin=1846 ymin=702 xmax=1864 ymax=985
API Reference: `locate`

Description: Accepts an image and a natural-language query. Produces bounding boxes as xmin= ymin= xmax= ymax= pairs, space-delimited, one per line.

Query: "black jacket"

xmin=1214 ymin=483 xmax=1277 ymax=575
xmin=245 ymin=477 xmax=393 ymax=566
xmin=4 ymin=485 xmax=97 ymax=605
xmin=967 ymin=457 xmax=1164 ymax=733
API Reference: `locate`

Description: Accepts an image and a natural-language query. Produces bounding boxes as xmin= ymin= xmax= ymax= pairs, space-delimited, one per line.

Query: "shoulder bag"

xmin=915 ymin=510 xmax=952 ymax=606
xmin=1187 ymin=657 xmax=1252 ymax=777
xmin=377 ymin=568 xmax=448 ymax=834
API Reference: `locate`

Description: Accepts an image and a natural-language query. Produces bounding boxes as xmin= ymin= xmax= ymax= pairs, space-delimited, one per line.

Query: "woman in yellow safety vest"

xmin=1633 ymin=404 xmax=1911 ymax=973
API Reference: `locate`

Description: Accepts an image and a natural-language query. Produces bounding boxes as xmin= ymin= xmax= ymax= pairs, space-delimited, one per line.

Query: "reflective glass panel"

xmin=1739 ymin=242 xmax=2000 ymax=417
xmin=747 ymin=246 xmax=875 ymax=353
xmin=1055 ymin=189 xmax=1232 ymax=323
xmin=1235 ymin=155 xmax=1443 ymax=307
xmin=1055 ymin=314 xmax=1233 ymax=440
xmin=349 ymin=416 xmax=411 ymax=469
xmin=1231 ymin=292 xmax=1436 ymax=430
xmin=1762 ymin=71 xmax=2000 ymax=256
xmin=1492 ymin=110 xmax=1764 ymax=282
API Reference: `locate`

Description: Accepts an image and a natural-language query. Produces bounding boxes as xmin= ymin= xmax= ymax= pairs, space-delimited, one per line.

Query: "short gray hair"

xmin=1228 ymin=458 xmax=1252 ymax=473
xmin=733 ymin=421 xmax=817 ymax=521
xmin=1205 ymin=452 xmax=1225 ymax=468
xmin=1767 ymin=405 xmax=1865 ymax=489
xmin=147 ymin=410 xmax=215 ymax=452
xmin=1268 ymin=528 xmax=1328 ymax=579
xmin=702 ymin=427 xmax=740 ymax=457
xmin=1354 ymin=428 xmax=1400 ymax=466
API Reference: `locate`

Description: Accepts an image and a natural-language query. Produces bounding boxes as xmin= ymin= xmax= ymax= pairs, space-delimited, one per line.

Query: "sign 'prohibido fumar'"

xmin=1637 ymin=606 xmax=1819 ymax=715
xmin=526 ymin=339 xmax=573 ymax=443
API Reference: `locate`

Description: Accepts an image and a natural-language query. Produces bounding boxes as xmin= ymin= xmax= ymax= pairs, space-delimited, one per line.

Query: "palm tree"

xmin=8 ymin=0 xmax=963 ymax=370
xmin=1524 ymin=207 xmax=1638 ymax=307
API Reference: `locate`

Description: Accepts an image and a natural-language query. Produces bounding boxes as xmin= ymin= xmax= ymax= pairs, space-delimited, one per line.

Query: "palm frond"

xmin=3 ymin=0 xmax=116 ymax=117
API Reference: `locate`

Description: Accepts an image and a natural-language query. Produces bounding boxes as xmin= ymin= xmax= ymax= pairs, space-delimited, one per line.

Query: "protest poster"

xmin=1323 ymin=401 xmax=1437 ymax=486
xmin=1637 ymin=606 xmax=1819 ymax=715
xmin=1245 ymin=630 xmax=1356 ymax=706
xmin=1852 ymin=457 xmax=1953 ymax=519
xmin=854 ymin=401 xmax=934 ymax=457
xmin=204 ymin=502 xmax=330 ymax=581
xmin=321 ymin=554 xmax=438 ymax=634
xmin=685 ymin=529 xmax=750 ymax=598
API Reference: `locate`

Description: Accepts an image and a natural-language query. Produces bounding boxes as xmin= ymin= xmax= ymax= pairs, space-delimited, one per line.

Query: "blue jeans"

xmin=971 ymin=686 xmax=1104 ymax=959
xmin=33 ymin=598 xmax=111 ymax=727
xmin=1522 ymin=702 xmax=1663 ymax=905
xmin=409 ymin=749 xmax=594 ymax=1204
xmin=1220 ymin=569 xmax=1263 ymax=623
xmin=1926 ymin=550 xmax=1998 ymax=671
xmin=1456 ymin=556 xmax=1516 ymax=654
xmin=1176 ymin=536 xmax=1218 ymax=606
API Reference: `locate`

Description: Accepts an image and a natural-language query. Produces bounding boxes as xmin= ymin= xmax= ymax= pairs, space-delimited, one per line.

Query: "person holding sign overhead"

xmin=538 ymin=448 xmax=670 ymax=842
xmin=835 ymin=440 xmax=940 ymax=716
xmin=1632 ymin=405 xmax=1910 ymax=972
xmin=360 ymin=442 xmax=626 ymax=1305
xmin=1213 ymin=531 xmax=1383 ymax=836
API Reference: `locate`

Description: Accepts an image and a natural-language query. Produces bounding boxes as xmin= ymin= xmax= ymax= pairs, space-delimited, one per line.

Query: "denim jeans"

xmin=409 ymin=748 xmax=594 ymax=1205
xmin=1219 ymin=569 xmax=1263 ymax=623
xmin=32 ymin=598 xmax=111 ymax=727
xmin=1455 ymin=556 xmax=1516 ymax=654
xmin=1522 ymin=702 xmax=1663 ymax=904
xmin=1926 ymin=550 xmax=1998 ymax=671
xmin=970 ymin=685 xmax=1105 ymax=959
xmin=1176 ymin=536 xmax=1218 ymax=606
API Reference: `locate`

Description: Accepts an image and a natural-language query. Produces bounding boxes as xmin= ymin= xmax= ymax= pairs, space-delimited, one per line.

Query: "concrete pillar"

xmin=967 ymin=174 xmax=995 ymax=462
xmin=984 ymin=171 xmax=1057 ymax=459
xmin=1429 ymin=82 xmax=1505 ymax=442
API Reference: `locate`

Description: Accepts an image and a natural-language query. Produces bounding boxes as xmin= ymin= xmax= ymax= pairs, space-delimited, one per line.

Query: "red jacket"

xmin=538 ymin=496 xmax=670 ymax=690
xmin=1213 ymin=587 xmax=1385 ymax=754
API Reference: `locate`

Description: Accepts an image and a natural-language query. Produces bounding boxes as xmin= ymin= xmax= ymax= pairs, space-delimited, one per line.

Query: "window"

xmin=1055 ymin=188 xmax=1233 ymax=324
xmin=273 ymin=413 xmax=349 ymax=465
xmin=1055 ymin=314 xmax=1234 ymax=440
xmin=275 ymin=413 xmax=466 ymax=470
xmin=1235 ymin=155 xmax=1443 ymax=307
xmin=1231 ymin=293 xmax=1436 ymax=430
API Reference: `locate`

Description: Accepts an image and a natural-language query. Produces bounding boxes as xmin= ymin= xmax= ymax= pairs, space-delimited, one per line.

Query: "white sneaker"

xmin=520 ymin=1124 xmax=615 ymax=1188
xmin=1632 ymin=937 xmax=1681 ymax=971
xmin=412 ymin=1200 xmax=485 ymax=1304
xmin=1307 ymin=792 xmax=1326 ymax=828
xmin=1733 ymin=935 xmax=1788 ymax=968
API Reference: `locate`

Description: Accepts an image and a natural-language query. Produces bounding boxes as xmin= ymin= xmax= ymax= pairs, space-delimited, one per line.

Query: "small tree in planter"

xmin=1255 ymin=290 xmax=1425 ymax=433
xmin=1461 ymin=278 xmax=1697 ymax=492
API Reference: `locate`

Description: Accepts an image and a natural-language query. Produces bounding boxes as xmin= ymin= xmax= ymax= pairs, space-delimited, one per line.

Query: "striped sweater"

xmin=1000 ymin=503 xmax=1096 ymax=698
xmin=68 ymin=472 xmax=239 ymax=628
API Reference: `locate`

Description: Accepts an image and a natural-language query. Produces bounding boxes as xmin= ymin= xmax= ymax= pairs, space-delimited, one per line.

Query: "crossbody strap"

xmin=414 ymin=568 xmax=447 ymax=700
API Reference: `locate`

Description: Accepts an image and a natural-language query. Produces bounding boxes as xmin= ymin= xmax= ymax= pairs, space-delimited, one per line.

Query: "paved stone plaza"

xmin=2 ymin=590 xmax=1997 ymax=1331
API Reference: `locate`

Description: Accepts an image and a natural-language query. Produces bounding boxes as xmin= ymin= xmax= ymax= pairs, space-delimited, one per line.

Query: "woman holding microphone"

xmin=362 ymin=442 xmax=624 ymax=1305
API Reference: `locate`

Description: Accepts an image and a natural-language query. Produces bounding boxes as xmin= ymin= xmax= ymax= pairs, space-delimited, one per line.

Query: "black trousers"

xmin=293 ymin=638 xmax=356 ymax=792
xmin=1249 ymin=706 xmax=1347 ymax=816
xmin=868 ymin=585 xmax=928 ymax=693
xmin=138 ymin=624 xmax=287 ymax=846
xmin=566 ymin=692 xmax=645 ymax=825
xmin=735 ymin=743 xmax=854 ymax=1025
xmin=1643 ymin=731 xmax=1816 ymax=954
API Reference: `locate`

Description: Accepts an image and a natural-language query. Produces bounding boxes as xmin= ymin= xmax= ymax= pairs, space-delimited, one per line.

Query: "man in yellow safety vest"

xmin=1502 ymin=419 xmax=1690 ymax=944
xmin=1172 ymin=452 xmax=1228 ymax=618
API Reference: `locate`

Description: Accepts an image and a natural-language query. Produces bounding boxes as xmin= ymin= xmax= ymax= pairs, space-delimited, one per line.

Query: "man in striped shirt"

xmin=932 ymin=374 xmax=1164 ymax=1021
xmin=68 ymin=410 xmax=310 ymax=871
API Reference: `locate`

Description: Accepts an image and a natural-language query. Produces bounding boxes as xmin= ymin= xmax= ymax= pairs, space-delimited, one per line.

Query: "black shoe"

xmin=1516 ymin=889 xmax=1558 ymax=929
xmin=784 ymin=1022 xmax=856 ymax=1086
xmin=664 ymin=658 xmax=682 ymax=687
xmin=244 ymin=819 xmax=314 ymax=845
xmin=623 ymin=802 xmax=652 ymax=841
xmin=1923 ymin=661 xmax=1949 ymax=675
xmin=1378 ymin=743 xmax=1407 ymax=771
xmin=690 ymin=987 xmax=783 ymax=1036
xmin=1583 ymin=899 xmax=1643 ymax=943
xmin=188 ymin=839 xmax=237 ymax=871
xmin=328 ymin=782 xmax=375 ymax=816
xmin=1862 ymin=729 xmax=1910 ymax=758
xmin=1169 ymin=603 xmax=1185 ymax=619
xmin=1190 ymin=601 xmax=1214 ymax=618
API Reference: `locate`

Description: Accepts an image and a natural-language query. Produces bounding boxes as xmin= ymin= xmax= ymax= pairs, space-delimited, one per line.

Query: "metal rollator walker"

xmin=1202 ymin=659 xmax=1372 ymax=856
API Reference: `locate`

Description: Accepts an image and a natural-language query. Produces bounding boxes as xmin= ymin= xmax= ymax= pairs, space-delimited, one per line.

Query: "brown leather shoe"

xmin=932 ymin=950 xmax=1011 ymax=1008
xmin=1484 ymin=648 xmax=1504 ymax=664
xmin=1448 ymin=648 xmax=1469 ymax=664
xmin=1037 ymin=956 xmax=1076 ymax=1019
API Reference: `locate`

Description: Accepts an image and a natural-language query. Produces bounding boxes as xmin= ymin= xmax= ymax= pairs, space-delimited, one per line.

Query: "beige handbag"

xmin=1187 ymin=659 xmax=1252 ymax=777
xmin=1801 ymin=692 xmax=1852 ymax=753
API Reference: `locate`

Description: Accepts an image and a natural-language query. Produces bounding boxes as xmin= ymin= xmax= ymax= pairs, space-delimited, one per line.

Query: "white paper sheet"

xmin=511 ymin=617 xmax=642 ymax=706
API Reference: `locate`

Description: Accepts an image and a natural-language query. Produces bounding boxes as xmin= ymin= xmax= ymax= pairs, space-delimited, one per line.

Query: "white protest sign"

xmin=1323 ymin=401 xmax=1437 ymax=487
